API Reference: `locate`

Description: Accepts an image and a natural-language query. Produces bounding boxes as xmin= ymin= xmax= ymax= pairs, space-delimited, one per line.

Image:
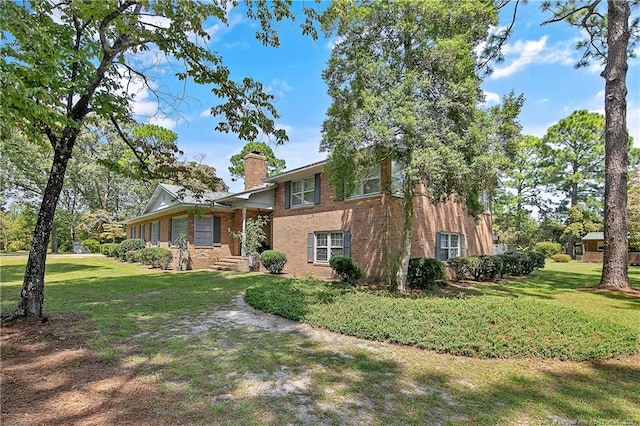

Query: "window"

xmin=348 ymin=166 xmax=380 ymax=198
xmin=150 ymin=221 xmax=160 ymax=246
xmin=437 ymin=232 xmax=465 ymax=261
xmin=139 ymin=224 xmax=145 ymax=241
xmin=391 ymin=161 xmax=404 ymax=194
xmin=130 ymin=226 xmax=135 ymax=239
xmin=194 ymin=216 xmax=221 ymax=246
xmin=170 ymin=216 xmax=188 ymax=245
xmin=597 ymin=241 xmax=604 ymax=252
xmin=480 ymin=190 xmax=491 ymax=213
xmin=315 ymin=232 xmax=344 ymax=263
xmin=291 ymin=177 xmax=315 ymax=207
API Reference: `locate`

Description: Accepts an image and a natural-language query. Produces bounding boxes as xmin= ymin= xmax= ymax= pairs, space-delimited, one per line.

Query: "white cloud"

xmin=628 ymin=102 xmax=640 ymax=147
xmin=149 ymin=116 xmax=178 ymax=130
xmin=326 ymin=35 xmax=345 ymax=50
xmin=266 ymin=79 xmax=293 ymax=100
xmin=482 ymin=91 xmax=500 ymax=105
xmin=491 ymin=36 xmax=577 ymax=79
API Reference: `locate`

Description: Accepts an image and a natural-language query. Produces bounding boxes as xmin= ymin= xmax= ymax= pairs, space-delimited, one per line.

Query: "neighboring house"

xmin=581 ymin=232 xmax=640 ymax=265
xmin=124 ymin=154 xmax=493 ymax=278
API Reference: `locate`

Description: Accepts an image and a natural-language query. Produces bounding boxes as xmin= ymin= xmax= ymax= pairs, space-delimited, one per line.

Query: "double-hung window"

xmin=348 ymin=166 xmax=380 ymax=198
xmin=139 ymin=224 xmax=145 ymax=241
xmin=170 ymin=216 xmax=188 ymax=245
xmin=150 ymin=221 xmax=160 ymax=246
xmin=194 ymin=216 xmax=221 ymax=246
xmin=391 ymin=161 xmax=404 ymax=195
xmin=315 ymin=232 xmax=344 ymax=263
xmin=291 ymin=177 xmax=315 ymax=207
xmin=436 ymin=232 xmax=465 ymax=261
xmin=130 ymin=226 xmax=135 ymax=238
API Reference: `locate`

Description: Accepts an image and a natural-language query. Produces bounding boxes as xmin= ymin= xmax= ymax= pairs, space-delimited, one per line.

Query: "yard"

xmin=1 ymin=255 xmax=639 ymax=425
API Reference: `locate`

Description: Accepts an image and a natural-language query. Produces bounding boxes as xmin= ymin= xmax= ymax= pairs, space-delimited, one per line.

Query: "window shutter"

xmin=169 ymin=218 xmax=173 ymax=245
xmin=435 ymin=232 xmax=442 ymax=261
xmin=213 ymin=216 xmax=221 ymax=245
xmin=284 ymin=181 xmax=291 ymax=209
xmin=307 ymin=233 xmax=314 ymax=263
xmin=460 ymin=233 xmax=466 ymax=257
xmin=314 ymin=173 xmax=321 ymax=205
xmin=343 ymin=231 xmax=351 ymax=258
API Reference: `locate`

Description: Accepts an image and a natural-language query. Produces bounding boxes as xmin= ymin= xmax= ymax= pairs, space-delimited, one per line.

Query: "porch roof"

xmin=582 ymin=232 xmax=604 ymax=241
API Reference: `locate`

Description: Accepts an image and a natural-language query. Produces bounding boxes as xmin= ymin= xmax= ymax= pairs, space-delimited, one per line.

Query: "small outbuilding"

xmin=582 ymin=231 xmax=640 ymax=265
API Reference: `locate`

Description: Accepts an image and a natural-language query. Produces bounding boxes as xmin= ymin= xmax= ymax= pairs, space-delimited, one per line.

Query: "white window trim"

xmin=347 ymin=166 xmax=381 ymax=199
xmin=150 ymin=221 xmax=160 ymax=246
xmin=291 ymin=176 xmax=315 ymax=207
xmin=194 ymin=215 xmax=214 ymax=247
xmin=171 ymin=215 xmax=188 ymax=246
xmin=315 ymin=231 xmax=344 ymax=263
xmin=439 ymin=232 xmax=461 ymax=261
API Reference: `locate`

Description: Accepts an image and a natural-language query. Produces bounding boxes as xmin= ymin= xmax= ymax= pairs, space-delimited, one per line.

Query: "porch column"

xmin=241 ymin=207 xmax=247 ymax=256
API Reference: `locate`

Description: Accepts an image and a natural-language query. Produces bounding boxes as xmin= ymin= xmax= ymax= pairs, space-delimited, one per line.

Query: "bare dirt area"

xmin=1 ymin=314 xmax=181 ymax=426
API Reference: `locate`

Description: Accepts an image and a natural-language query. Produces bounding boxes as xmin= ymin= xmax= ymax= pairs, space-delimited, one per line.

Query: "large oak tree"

xmin=0 ymin=0 xmax=310 ymax=320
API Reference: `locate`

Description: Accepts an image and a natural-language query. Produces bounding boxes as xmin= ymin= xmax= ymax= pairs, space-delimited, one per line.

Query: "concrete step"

xmin=210 ymin=256 xmax=247 ymax=272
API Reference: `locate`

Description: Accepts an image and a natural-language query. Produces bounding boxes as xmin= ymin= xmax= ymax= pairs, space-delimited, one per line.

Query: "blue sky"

xmin=131 ymin=3 xmax=640 ymax=193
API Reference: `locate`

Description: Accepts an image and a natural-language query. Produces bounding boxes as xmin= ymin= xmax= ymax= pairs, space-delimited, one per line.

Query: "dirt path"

xmin=2 ymin=296 xmax=446 ymax=425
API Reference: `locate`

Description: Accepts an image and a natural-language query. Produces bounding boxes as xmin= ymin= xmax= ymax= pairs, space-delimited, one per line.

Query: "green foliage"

xmin=228 ymin=141 xmax=286 ymax=181
xmin=99 ymin=243 xmax=121 ymax=258
xmin=245 ymin=279 xmax=638 ymax=361
xmin=534 ymin=241 xmax=563 ymax=258
xmin=137 ymin=247 xmax=173 ymax=270
xmin=7 ymin=241 xmax=27 ymax=252
xmin=81 ymin=239 xmax=100 ymax=253
xmin=329 ymin=256 xmax=362 ymax=284
xmin=260 ymin=250 xmax=288 ymax=274
xmin=447 ymin=257 xmax=471 ymax=282
xmin=119 ymin=239 xmax=146 ymax=260
xmin=551 ymin=254 xmax=572 ymax=263
xmin=125 ymin=250 xmax=139 ymax=263
xmin=228 ymin=215 xmax=269 ymax=255
xmin=407 ymin=258 xmax=445 ymax=290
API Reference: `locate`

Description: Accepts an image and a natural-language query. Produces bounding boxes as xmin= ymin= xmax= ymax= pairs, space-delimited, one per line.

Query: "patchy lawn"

xmin=1 ymin=256 xmax=639 ymax=425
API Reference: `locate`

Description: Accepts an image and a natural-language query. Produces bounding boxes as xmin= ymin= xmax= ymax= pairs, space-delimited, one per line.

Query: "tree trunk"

xmin=600 ymin=0 xmax=630 ymax=290
xmin=395 ymin=179 xmax=414 ymax=293
xmin=51 ymin=223 xmax=58 ymax=254
xmin=14 ymin=134 xmax=76 ymax=318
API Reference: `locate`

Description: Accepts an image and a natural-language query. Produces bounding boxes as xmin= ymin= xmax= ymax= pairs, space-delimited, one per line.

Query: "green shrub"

xmin=480 ymin=255 xmax=504 ymax=281
xmin=119 ymin=239 xmax=146 ymax=260
xmin=81 ymin=239 xmax=100 ymax=253
xmin=125 ymin=250 xmax=139 ymax=262
xmin=7 ymin=241 xmax=27 ymax=252
xmin=497 ymin=252 xmax=521 ymax=276
xmin=329 ymin=256 xmax=362 ymax=284
xmin=447 ymin=257 xmax=470 ymax=282
xmin=521 ymin=250 xmax=546 ymax=275
xmin=407 ymin=258 xmax=445 ymax=290
xmin=534 ymin=241 xmax=563 ymax=258
xmin=260 ymin=250 xmax=288 ymax=274
xmin=550 ymin=253 xmax=572 ymax=263
xmin=100 ymin=243 xmax=121 ymax=258
xmin=463 ymin=256 xmax=483 ymax=281
xmin=136 ymin=247 xmax=173 ymax=269
xmin=245 ymin=279 xmax=639 ymax=361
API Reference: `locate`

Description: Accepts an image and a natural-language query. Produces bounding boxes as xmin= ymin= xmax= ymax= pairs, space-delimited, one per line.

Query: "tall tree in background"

xmin=540 ymin=110 xmax=605 ymax=257
xmin=493 ymin=135 xmax=544 ymax=248
xmin=540 ymin=1 xmax=639 ymax=289
xmin=229 ymin=141 xmax=286 ymax=181
xmin=320 ymin=0 xmax=502 ymax=292
xmin=0 ymin=1 xmax=307 ymax=320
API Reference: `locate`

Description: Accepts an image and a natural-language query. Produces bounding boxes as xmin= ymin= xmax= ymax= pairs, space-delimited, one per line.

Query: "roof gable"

xmin=142 ymin=183 xmax=231 ymax=215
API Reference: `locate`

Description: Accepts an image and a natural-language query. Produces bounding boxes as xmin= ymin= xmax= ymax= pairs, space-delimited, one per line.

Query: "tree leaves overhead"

xmin=228 ymin=141 xmax=286 ymax=181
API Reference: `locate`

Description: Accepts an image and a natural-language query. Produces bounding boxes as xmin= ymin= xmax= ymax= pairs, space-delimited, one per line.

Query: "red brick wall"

xmin=271 ymin=161 xmax=493 ymax=282
xmin=244 ymin=153 xmax=267 ymax=190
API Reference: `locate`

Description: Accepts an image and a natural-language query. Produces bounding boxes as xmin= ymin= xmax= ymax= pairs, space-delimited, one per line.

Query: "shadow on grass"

xmin=0 ymin=263 xmax=107 ymax=285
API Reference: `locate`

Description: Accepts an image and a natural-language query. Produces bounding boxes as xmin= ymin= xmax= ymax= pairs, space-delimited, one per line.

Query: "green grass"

xmin=2 ymin=256 xmax=639 ymax=425
xmin=245 ymin=267 xmax=639 ymax=361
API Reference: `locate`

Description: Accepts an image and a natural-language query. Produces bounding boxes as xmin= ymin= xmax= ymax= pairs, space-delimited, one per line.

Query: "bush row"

xmin=100 ymin=239 xmax=172 ymax=270
xmin=448 ymin=251 xmax=545 ymax=282
xmin=245 ymin=279 xmax=638 ymax=361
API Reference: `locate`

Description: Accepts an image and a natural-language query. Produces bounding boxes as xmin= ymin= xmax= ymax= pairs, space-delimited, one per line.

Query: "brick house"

xmin=124 ymin=154 xmax=493 ymax=278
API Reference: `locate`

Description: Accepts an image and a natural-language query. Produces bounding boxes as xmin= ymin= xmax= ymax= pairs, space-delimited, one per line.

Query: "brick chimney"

xmin=244 ymin=152 xmax=267 ymax=190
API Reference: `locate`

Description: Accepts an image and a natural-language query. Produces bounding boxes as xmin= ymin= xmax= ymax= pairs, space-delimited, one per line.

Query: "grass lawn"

xmin=1 ymin=255 xmax=639 ymax=425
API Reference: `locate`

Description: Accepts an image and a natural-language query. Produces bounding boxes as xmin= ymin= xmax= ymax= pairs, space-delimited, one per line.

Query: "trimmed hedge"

xmin=260 ymin=250 xmax=287 ymax=274
xmin=245 ymin=279 xmax=639 ymax=361
xmin=119 ymin=239 xmax=146 ymax=260
xmin=100 ymin=243 xmax=121 ymax=258
xmin=137 ymin=247 xmax=173 ymax=270
xmin=551 ymin=253 xmax=572 ymax=263
xmin=534 ymin=241 xmax=563 ymax=257
xmin=81 ymin=239 xmax=100 ymax=253
xmin=408 ymin=258 xmax=445 ymax=290
xmin=329 ymin=256 xmax=362 ymax=284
